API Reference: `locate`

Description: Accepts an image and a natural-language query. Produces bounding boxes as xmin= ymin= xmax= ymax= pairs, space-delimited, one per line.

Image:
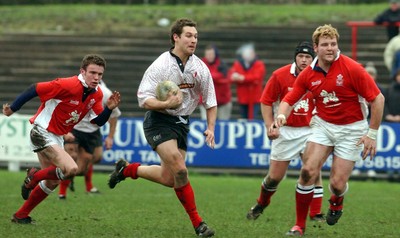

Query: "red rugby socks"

xmin=174 ymin=182 xmax=202 ymax=228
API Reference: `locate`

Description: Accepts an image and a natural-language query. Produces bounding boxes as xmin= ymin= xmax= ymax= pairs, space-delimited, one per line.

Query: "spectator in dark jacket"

xmin=383 ymin=68 xmax=400 ymax=181
xmin=374 ymin=0 xmax=400 ymax=41
xmin=384 ymin=69 xmax=400 ymax=123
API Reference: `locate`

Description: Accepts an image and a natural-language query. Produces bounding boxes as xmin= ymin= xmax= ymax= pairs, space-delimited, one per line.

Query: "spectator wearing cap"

xmin=245 ymin=41 xmax=326 ymax=223
xmin=374 ymin=0 xmax=400 ymax=41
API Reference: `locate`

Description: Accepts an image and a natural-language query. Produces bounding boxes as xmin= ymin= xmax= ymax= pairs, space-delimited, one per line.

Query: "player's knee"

xmin=64 ymin=165 xmax=78 ymax=178
xmin=329 ymin=179 xmax=347 ymax=195
xmin=175 ymin=168 xmax=188 ymax=180
xmin=301 ymin=165 xmax=319 ymax=182
xmin=44 ymin=180 xmax=60 ymax=190
xmin=173 ymin=168 xmax=188 ymax=185
xmin=265 ymin=176 xmax=280 ymax=187
xmin=300 ymin=168 xmax=313 ymax=183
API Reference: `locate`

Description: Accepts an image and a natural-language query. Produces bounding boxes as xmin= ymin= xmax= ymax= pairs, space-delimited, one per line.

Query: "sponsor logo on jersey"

xmin=178 ymin=83 xmax=195 ymax=89
xmin=320 ymin=90 xmax=340 ymax=106
xmin=65 ymin=110 xmax=81 ymax=125
xmin=293 ymin=98 xmax=310 ymax=113
xmin=311 ymin=80 xmax=321 ymax=86
xmin=87 ymin=99 xmax=96 ymax=109
xmin=69 ymin=100 xmax=79 ymax=105
xmin=336 ymin=74 xmax=344 ymax=86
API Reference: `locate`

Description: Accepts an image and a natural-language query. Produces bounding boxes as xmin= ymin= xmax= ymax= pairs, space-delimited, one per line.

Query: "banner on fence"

xmin=0 ymin=114 xmax=36 ymax=162
xmin=99 ymin=117 xmax=400 ymax=171
xmin=1 ymin=115 xmax=399 ymax=171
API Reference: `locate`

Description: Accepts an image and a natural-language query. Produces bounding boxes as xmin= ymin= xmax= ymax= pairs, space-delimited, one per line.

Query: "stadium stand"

xmin=0 ymin=23 xmax=389 ymax=118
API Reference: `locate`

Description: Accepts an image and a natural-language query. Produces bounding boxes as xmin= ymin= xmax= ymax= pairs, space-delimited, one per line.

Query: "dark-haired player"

xmin=108 ymin=18 xmax=216 ymax=237
xmin=3 ymin=54 xmax=120 ymax=224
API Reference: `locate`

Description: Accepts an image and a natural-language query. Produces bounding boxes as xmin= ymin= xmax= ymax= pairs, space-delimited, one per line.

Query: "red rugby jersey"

xmin=261 ymin=63 xmax=314 ymax=127
xmin=283 ymin=54 xmax=380 ymax=125
xmin=29 ymin=75 xmax=104 ymax=135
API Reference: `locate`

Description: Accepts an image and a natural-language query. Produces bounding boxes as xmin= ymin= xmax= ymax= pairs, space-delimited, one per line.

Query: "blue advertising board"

xmin=100 ymin=117 xmax=400 ymax=172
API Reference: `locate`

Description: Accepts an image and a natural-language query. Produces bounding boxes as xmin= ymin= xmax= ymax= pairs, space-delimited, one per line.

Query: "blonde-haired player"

xmin=275 ymin=24 xmax=384 ymax=236
xmin=247 ymin=41 xmax=325 ymax=223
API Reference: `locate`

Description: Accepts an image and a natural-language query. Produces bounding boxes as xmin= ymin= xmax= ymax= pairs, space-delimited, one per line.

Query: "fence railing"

xmin=346 ymin=21 xmax=400 ymax=61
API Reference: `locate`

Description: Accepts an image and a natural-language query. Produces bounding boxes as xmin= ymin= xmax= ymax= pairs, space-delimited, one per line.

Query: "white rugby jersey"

xmin=137 ymin=51 xmax=217 ymax=116
xmin=73 ymin=80 xmax=121 ymax=133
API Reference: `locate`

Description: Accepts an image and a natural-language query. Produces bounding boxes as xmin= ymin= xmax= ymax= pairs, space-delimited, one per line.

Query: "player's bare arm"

xmin=104 ymin=117 xmax=118 ymax=150
xmin=262 ymin=103 xmax=280 ymax=140
xmin=274 ymin=101 xmax=293 ymax=128
xmin=357 ymin=93 xmax=385 ymax=160
xmin=204 ymin=106 xmax=217 ymax=149
xmin=3 ymin=84 xmax=38 ymax=117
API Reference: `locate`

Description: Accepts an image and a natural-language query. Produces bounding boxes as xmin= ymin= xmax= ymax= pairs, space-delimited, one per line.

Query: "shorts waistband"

xmin=146 ymin=111 xmax=190 ymax=126
xmin=151 ymin=110 xmax=189 ymax=120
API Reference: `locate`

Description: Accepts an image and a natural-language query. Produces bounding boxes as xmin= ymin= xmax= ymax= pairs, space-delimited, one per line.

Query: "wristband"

xmin=366 ymin=128 xmax=378 ymax=140
xmin=277 ymin=114 xmax=286 ymax=120
xmin=277 ymin=114 xmax=287 ymax=124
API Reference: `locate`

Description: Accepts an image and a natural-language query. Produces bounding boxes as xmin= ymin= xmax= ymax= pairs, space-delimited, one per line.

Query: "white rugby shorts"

xmin=30 ymin=124 xmax=64 ymax=152
xmin=308 ymin=116 xmax=368 ymax=161
xmin=270 ymin=126 xmax=312 ymax=161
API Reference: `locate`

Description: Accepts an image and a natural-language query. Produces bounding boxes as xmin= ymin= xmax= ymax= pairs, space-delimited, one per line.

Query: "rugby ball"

xmin=155 ymin=80 xmax=180 ymax=101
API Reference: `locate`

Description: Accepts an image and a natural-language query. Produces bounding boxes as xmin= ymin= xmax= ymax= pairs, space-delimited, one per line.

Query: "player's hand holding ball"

xmin=156 ymin=80 xmax=182 ymax=109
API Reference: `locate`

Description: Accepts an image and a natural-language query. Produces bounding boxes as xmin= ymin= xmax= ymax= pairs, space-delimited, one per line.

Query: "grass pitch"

xmin=0 ymin=169 xmax=398 ymax=238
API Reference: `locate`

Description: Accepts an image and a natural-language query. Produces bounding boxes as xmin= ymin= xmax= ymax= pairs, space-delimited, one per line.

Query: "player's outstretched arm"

xmin=93 ymin=91 xmax=121 ymax=127
xmin=3 ymin=84 xmax=38 ymax=116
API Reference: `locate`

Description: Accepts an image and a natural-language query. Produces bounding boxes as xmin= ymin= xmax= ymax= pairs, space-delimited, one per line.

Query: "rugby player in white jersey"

xmin=108 ymin=18 xmax=217 ymax=237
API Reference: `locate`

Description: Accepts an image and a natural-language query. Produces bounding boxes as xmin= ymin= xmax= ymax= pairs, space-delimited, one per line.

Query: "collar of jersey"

xmin=78 ymin=74 xmax=99 ymax=90
xmin=310 ymin=50 xmax=341 ymax=69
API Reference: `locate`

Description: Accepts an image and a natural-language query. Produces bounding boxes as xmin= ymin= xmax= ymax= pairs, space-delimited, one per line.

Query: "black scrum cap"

xmin=294 ymin=41 xmax=315 ymax=59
